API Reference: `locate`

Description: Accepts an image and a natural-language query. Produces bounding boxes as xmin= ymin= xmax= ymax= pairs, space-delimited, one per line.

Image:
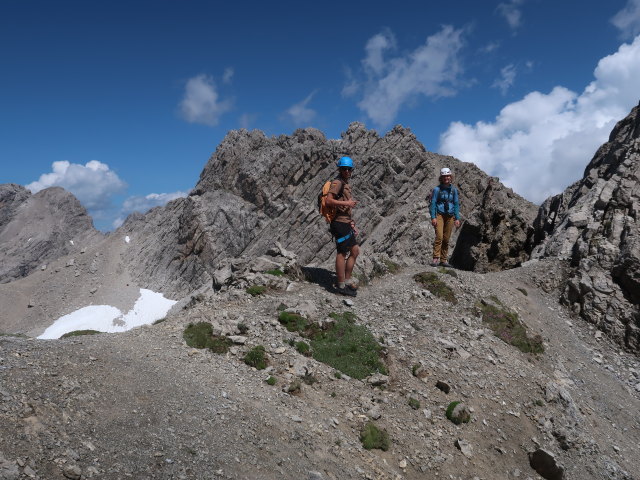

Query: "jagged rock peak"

xmin=529 ymin=101 xmax=640 ymax=352
xmin=0 ymin=185 xmax=101 ymax=283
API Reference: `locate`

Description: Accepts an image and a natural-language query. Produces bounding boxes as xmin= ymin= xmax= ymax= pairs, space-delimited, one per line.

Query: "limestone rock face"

xmin=530 ymin=101 xmax=640 ymax=352
xmin=0 ymin=186 xmax=101 ymax=283
xmin=120 ymin=123 xmax=535 ymax=295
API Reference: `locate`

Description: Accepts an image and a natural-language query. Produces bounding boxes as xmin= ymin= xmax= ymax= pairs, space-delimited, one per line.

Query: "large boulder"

xmin=529 ymin=101 xmax=640 ymax=352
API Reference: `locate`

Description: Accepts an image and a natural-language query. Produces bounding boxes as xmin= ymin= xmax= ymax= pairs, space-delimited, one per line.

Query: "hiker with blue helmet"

xmin=430 ymin=167 xmax=461 ymax=267
xmin=325 ymin=156 xmax=359 ymax=296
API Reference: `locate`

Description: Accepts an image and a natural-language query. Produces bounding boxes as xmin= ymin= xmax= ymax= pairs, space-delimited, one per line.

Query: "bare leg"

xmin=335 ymin=252 xmax=347 ymax=283
xmin=344 ymin=245 xmax=360 ymax=282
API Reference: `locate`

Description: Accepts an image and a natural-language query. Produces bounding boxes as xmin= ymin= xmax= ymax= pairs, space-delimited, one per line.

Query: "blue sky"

xmin=2 ymin=0 xmax=640 ymax=230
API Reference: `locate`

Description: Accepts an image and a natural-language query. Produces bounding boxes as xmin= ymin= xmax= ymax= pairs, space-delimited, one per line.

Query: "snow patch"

xmin=125 ymin=235 xmax=130 ymax=243
xmin=38 ymin=289 xmax=176 ymax=340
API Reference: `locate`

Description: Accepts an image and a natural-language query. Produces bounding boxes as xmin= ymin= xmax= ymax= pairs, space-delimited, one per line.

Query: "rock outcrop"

xmin=0 ymin=186 xmax=102 ymax=283
xmin=530 ymin=101 xmax=640 ymax=352
xmin=120 ymin=123 xmax=536 ymax=295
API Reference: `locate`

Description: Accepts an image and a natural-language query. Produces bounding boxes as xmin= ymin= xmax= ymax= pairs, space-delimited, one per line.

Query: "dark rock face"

xmin=120 ymin=123 xmax=535 ymax=295
xmin=530 ymin=102 xmax=640 ymax=352
xmin=0 ymin=186 xmax=101 ymax=283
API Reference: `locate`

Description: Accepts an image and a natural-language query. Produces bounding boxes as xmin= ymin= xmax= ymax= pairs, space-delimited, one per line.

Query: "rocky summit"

xmin=0 ymin=106 xmax=639 ymax=480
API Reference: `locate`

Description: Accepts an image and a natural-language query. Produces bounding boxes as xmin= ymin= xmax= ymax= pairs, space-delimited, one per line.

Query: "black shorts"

xmin=330 ymin=220 xmax=357 ymax=254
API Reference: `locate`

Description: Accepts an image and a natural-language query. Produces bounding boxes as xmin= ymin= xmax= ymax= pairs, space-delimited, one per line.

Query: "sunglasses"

xmin=339 ymin=167 xmax=353 ymax=171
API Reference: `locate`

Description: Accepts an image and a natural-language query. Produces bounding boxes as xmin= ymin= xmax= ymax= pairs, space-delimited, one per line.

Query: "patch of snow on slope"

xmin=38 ymin=289 xmax=176 ymax=339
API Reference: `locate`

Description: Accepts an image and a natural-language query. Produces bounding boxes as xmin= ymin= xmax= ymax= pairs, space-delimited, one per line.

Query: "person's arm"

xmin=326 ymin=181 xmax=357 ymax=208
xmin=453 ymin=187 xmax=461 ymax=227
xmin=430 ymin=187 xmax=439 ymax=226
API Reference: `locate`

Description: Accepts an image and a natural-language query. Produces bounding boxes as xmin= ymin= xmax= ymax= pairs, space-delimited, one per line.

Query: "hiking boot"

xmin=430 ymin=259 xmax=440 ymax=267
xmin=440 ymin=261 xmax=452 ymax=268
xmin=346 ymin=284 xmax=358 ymax=294
xmin=335 ymin=285 xmax=357 ymax=297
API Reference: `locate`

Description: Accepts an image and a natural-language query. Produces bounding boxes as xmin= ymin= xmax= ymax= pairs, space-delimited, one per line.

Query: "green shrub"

xmin=478 ymin=302 xmax=544 ymax=354
xmin=414 ymin=272 xmax=457 ymax=304
xmin=243 ymin=345 xmax=267 ymax=369
xmin=265 ymin=268 xmax=285 ymax=277
xmin=302 ymin=373 xmax=318 ymax=385
xmin=310 ymin=312 xmax=386 ymax=380
xmin=295 ymin=341 xmax=311 ymax=356
xmin=266 ymin=376 xmax=277 ymax=386
xmin=360 ymin=422 xmax=390 ymax=451
xmin=246 ymin=285 xmax=267 ymax=297
xmin=334 ymin=371 xmax=342 ymax=379
xmin=408 ymin=397 xmax=421 ymax=410
xmin=60 ymin=330 xmax=101 ymax=338
xmin=183 ymin=322 xmax=233 ymax=353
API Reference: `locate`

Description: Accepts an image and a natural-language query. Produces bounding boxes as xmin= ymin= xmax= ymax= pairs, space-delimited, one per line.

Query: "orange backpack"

xmin=317 ymin=179 xmax=344 ymax=223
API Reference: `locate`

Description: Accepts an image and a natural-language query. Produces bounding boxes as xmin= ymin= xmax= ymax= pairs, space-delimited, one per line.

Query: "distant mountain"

xmin=0 ymin=185 xmax=101 ymax=283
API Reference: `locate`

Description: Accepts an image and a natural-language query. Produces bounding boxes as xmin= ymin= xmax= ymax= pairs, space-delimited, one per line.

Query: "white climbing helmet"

xmin=440 ymin=167 xmax=452 ymax=176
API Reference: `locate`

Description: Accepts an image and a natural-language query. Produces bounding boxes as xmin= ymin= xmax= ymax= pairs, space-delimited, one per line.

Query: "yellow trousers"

xmin=432 ymin=214 xmax=455 ymax=260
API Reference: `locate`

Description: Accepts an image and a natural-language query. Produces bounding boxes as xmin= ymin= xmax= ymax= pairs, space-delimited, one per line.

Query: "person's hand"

xmin=350 ymin=221 xmax=359 ymax=235
xmin=431 ymin=218 xmax=437 ymax=227
xmin=345 ymin=199 xmax=358 ymax=208
xmin=455 ymin=219 xmax=461 ymax=228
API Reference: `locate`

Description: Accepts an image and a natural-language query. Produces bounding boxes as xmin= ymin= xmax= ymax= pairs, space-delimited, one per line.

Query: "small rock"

xmin=273 ymin=347 xmax=287 ymax=354
xmin=436 ymin=381 xmax=451 ymax=394
xmin=399 ymin=459 xmax=407 ymax=469
xmin=66 ymin=259 xmax=75 ymax=267
xmin=343 ymin=299 xmax=355 ymax=307
xmin=228 ymin=335 xmax=247 ymax=345
xmin=308 ymin=472 xmax=324 ymax=480
xmin=455 ymin=439 xmax=474 ymax=458
xmin=367 ymin=373 xmax=388 ymax=386
xmin=528 ymin=448 xmax=565 ymax=480
xmin=366 ymin=405 xmax=382 ymax=420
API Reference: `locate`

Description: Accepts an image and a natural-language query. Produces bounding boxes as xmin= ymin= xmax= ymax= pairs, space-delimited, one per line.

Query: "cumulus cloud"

xmin=27 ymin=160 xmax=126 ymax=212
xmin=439 ymin=35 xmax=640 ymax=204
xmin=285 ymin=92 xmax=317 ymax=126
xmin=611 ymin=0 xmax=640 ymax=39
xmin=497 ymin=0 xmax=525 ymax=31
xmin=179 ymin=74 xmax=233 ymax=126
xmin=112 ymin=191 xmax=188 ymax=229
xmin=492 ymin=64 xmax=517 ymax=95
xmin=349 ymin=26 xmax=466 ymax=128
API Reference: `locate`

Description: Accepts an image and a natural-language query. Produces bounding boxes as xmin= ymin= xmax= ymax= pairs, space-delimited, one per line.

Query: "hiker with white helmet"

xmin=325 ymin=156 xmax=360 ymax=296
xmin=429 ymin=167 xmax=461 ymax=267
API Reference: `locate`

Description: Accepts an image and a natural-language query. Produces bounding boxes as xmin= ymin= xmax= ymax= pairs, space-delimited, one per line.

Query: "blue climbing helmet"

xmin=337 ymin=156 xmax=354 ymax=169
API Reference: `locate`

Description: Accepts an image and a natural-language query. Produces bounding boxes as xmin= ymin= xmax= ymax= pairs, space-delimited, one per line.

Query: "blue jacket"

xmin=430 ymin=185 xmax=460 ymax=220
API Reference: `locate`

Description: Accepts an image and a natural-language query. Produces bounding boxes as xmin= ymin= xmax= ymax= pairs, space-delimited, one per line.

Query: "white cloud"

xmin=223 ymin=67 xmax=234 ymax=84
xmin=112 ymin=191 xmax=188 ymax=229
xmin=350 ymin=25 xmax=466 ymax=128
xmin=497 ymin=0 xmax=525 ymax=31
xmin=27 ymin=160 xmax=126 ymax=211
xmin=439 ymin=35 xmax=640 ymax=204
xmin=492 ymin=64 xmax=517 ymax=95
xmin=611 ymin=0 xmax=640 ymax=39
xmin=285 ymin=92 xmax=317 ymax=126
xmin=179 ymin=74 xmax=233 ymax=126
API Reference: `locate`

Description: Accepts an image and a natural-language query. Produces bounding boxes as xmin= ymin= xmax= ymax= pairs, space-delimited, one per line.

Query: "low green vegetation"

xmin=265 ymin=268 xmax=285 ymax=277
xmin=414 ymin=272 xmax=457 ymax=304
xmin=278 ymin=311 xmax=309 ymax=332
xmin=266 ymin=376 xmax=277 ymax=386
xmin=438 ymin=266 xmax=458 ymax=278
xmin=243 ymin=345 xmax=267 ymax=369
xmin=408 ymin=397 xmax=421 ymax=410
xmin=61 ymin=330 xmax=102 ymax=338
xmin=446 ymin=401 xmax=470 ymax=425
xmin=302 ymin=373 xmax=318 ymax=385
xmin=360 ymin=422 xmax=390 ymax=451
xmin=295 ymin=341 xmax=311 ymax=356
xmin=246 ymin=285 xmax=267 ymax=297
xmin=478 ymin=301 xmax=544 ymax=354
xmin=310 ymin=312 xmax=386 ymax=380
xmin=183 ymin=322 xmax=233 ymax=353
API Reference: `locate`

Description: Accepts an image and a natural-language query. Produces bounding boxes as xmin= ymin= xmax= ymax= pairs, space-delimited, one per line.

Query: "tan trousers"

xmin=432 ymin=214 xmax=455 ymax=260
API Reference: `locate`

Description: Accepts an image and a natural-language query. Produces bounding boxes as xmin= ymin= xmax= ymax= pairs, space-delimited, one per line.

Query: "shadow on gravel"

xmin=301 ymin=266 xmax=336 ymax=293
